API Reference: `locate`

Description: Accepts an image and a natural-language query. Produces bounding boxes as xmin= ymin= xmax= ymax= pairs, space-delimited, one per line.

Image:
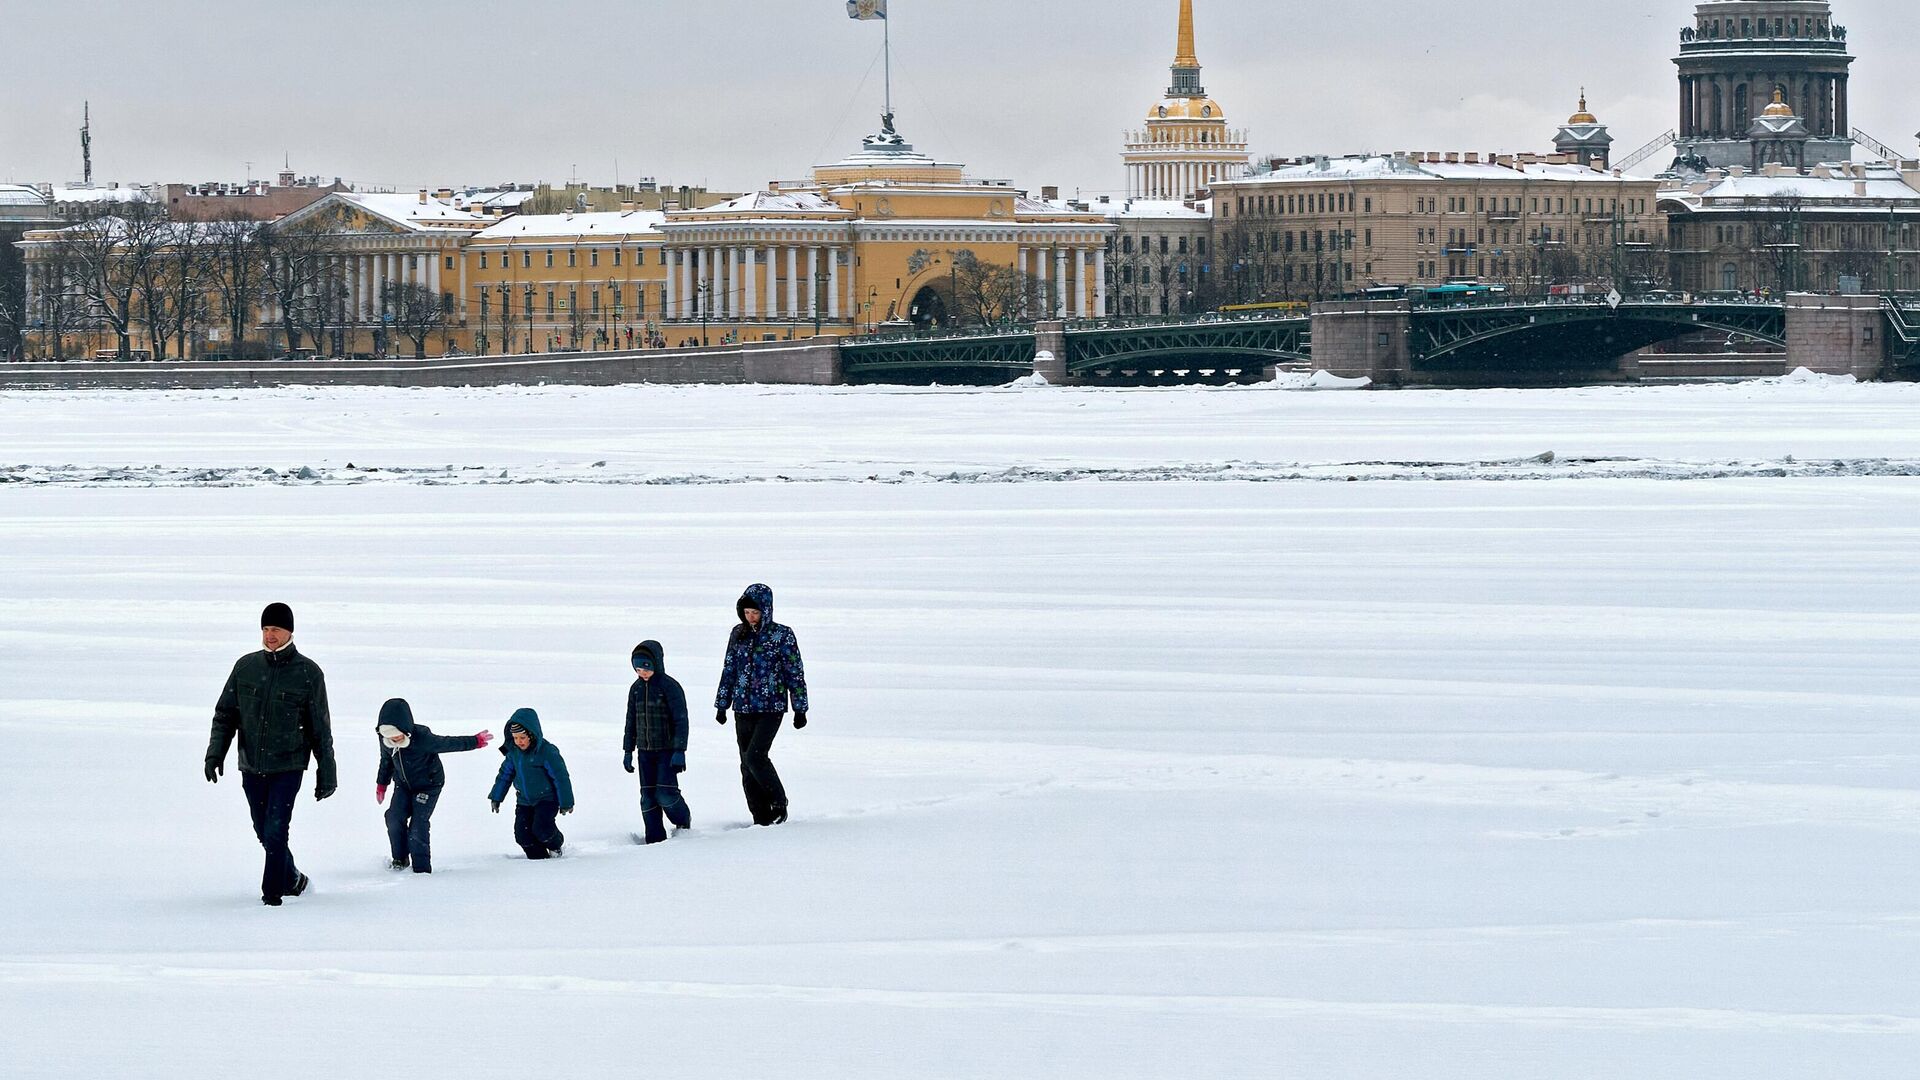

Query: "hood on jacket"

xmin=632 ymin=640 xmax=667 ymax=674
xmin=377 ymin=698 xmax=416 ymax=734
xmin=504 ymin=707 xmax=544 ymax=750
xmin=736 ymin=584 xmax=775 ymax=628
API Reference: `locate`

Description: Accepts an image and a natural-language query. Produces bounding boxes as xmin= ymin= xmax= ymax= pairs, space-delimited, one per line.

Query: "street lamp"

xmin=697 ymin=279 xmax=712 ymax=346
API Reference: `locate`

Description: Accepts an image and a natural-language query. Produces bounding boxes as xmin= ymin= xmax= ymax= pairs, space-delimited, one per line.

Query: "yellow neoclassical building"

xmin=653 ymin=118 xmax=1112 ymax=341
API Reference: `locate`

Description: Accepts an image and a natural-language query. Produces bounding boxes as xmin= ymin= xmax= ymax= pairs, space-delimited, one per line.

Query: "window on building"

xmin=479 ymin=253 xmax=489 ymax=269
xmin=546 ymin=289 xmax=555 ymax=315
xmin=568 ymin=288 xmax=577 ymax=313
xmin=545 ymin=250 xmax=554 ymax=268
xmin=1197 ymin=238 xmax=1208 ymax=256
xmin=590 ymin=250 xmax=599 ymax=267
xmin=522 ymin=252 xmax=532 ymax=268
xmin=613 ymin=249 xmax=622 ymax=267
xmin=567 ymin=250 xmax=577 ymax=268
xmin=444 ymin=256 xmax=454 ymax=271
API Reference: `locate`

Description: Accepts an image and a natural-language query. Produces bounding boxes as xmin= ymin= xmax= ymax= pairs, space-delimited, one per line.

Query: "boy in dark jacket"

xmin=624 ymin=640 xmax=691 ymax=844
xmin=488 ymin=708 xmax=574 ymax=859
xmin=714 ymin=583 xmax=810 ymax=825
xmin=375 ymin=698 xmax=492 ymax=874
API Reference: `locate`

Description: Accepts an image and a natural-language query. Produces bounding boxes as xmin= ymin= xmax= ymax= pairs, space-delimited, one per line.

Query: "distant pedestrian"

xmin=624 ymin=641 xmax=691 ymax=843
xmin=375 ymin=699 xmax=492 ymax=873
xmin=715 ymin=584 xmax=810 ymax=825
xmin=488 ymin=709 xmax=574 ymax=859
xmin=205 ymin=602 xmax=337 ymax=906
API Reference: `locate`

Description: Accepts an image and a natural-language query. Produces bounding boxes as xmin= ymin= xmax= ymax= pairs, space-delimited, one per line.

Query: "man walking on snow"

xmin=205 ymin=603 xmax=337 ymax=906
xmin=715 ymin=584 xmax=810 ymax=825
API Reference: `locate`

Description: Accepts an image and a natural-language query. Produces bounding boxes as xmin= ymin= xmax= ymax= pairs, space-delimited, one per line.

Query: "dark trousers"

xmin=513 ymin=800 xmax=564 ymax=859
xmin=384 ymin=784 xmax=443 ymax=873
xmin=734 ymin=712 xmax=788 ymax=824
xmin=241 ymin=769 xmax=303 ymax=901
xmin=637 ymin=750 xmax=692 ymax=843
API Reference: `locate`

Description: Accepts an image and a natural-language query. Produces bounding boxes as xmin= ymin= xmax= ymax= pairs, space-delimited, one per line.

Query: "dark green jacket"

xmin=206 ymin=644 xmax=337 ymax=788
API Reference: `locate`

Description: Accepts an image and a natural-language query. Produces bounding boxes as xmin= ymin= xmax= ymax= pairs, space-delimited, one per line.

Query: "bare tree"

xmin=59 ymin=202 xmax=169 ymax=360
xmin=206 ymin=215 xmax=267 ymax=357
xmin=1753 ymin=192 xmax=1807 ymax=294
xmin=260 ymin=222 xmax=329 ymax=354
xmin=381 ymin=281 xmax=446 ymax=358
xmin=1825 ymin=221 xmax=1886 ymax=292
xmin=0 ymin=235 xmax=25 ymax=360
xmin=565 ymin=288 xmax=589 ymax=349
xmin=135 ymin=222 xmax=216 ymax=360
xmin=948 ymin=251 xmax=1031 ymax=326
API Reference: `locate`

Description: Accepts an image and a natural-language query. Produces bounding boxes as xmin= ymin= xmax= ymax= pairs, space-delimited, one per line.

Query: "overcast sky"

xmin=4 ymin=0 xmax=1914 ymax=195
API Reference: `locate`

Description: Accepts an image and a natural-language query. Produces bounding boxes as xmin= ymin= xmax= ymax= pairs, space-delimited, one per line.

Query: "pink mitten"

xmin=376 ymin=784 xmax=387 ymax=804
xmin=475 ymin=731 xmax=494 ymax=749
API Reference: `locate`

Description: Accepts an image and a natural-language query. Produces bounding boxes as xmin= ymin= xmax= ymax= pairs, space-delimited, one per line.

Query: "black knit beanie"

xmin=260 ymin=602 xmax=294 ymax=632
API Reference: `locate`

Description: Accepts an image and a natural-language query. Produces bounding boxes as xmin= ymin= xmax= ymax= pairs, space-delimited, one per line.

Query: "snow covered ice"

xmin=3 ymin=379 xmax=1919 ymax=1078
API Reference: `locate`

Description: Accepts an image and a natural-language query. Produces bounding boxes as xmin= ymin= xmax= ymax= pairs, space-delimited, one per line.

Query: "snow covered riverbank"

xmin=3 ymin=383 xmax=1918 ymax=1078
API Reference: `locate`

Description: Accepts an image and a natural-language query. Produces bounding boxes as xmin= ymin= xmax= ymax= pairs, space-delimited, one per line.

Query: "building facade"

xmin=651 ymin=117 xmax=1110 ymax=341
xmin=1121 ymin=0 xmax=1249 ymax=201
xmin=461 ymin=209 xmax=669 ymax=355
xmin=1211 ymin=147 xmax=1663 ymax=301
xmin=1663 ymin=158 xmax=1920 ymax=294
xmin=1672 ymin=0 xmax=1854 ymax=171
xmin=1086 ymin=195 xmax=1214 ymax=316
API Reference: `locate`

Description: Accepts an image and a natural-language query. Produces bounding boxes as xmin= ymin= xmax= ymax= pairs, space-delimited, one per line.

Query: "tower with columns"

xmin=1672 ymin=0 xmax=1855 ymax=171
xmin=1121 ymin=0 xmax=1250 ymax=202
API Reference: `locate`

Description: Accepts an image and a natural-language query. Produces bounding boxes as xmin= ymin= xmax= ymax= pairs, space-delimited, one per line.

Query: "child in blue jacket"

xmin=488 ymin=708 xmax=574 ymax=859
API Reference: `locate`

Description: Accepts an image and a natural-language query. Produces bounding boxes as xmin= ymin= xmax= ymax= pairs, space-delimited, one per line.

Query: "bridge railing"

xmin=843 ymin=323 xmax=1035 ymax=347
xmin=1065 ymin=310 xmax=1307 ymax=332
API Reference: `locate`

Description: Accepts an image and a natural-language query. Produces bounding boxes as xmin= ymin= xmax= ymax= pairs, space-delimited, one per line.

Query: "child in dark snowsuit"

xmin=488 ymin=708 xmax=574 ymax=859
xmin=623 ymin=640 xmax=691 ymax=844
xmin=376 ymin=698 xmax=493 ymax=873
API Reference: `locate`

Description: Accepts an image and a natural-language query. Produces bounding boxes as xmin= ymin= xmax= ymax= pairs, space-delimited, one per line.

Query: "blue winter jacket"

xmin=488 ymin=708 xmax=574 ymax=810
xmin=715 ymin=583 xmax=810 ymax=715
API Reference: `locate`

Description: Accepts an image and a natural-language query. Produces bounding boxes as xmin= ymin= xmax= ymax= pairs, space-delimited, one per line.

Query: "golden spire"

xmin=1175 ymin=0 xmax=1199 ymax=68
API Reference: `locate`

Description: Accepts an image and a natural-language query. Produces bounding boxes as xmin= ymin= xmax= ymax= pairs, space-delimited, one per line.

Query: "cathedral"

xmin=1670 ymin=0 xmax=1856 ymax=171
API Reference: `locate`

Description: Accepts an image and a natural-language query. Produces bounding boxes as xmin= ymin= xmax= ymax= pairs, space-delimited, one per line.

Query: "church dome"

xmin=1760 ymin=87 xmax=1796 ymax=118
xmin=1149 ymin=97 xmax=1226 ymax=122
xmin=1567 ymin=91 xmax=1598 ymax=125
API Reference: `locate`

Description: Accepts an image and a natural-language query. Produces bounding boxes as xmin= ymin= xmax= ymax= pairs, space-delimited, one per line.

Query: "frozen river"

xmin=2 ymin=379 xmax=1917 ymax=1078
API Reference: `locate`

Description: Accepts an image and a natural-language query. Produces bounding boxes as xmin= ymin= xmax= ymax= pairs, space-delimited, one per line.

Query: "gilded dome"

xmin=1760 ymin=87 xmax=1795 ymax=117
xmin=1567 ymin=91 xmax=1598 ymax=125
xmin=1149 ymin=97 xmax=1226 ymax=122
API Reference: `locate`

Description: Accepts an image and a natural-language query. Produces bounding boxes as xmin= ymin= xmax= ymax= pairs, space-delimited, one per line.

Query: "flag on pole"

xmin=847 ymin=0 xmax=887 ymax=20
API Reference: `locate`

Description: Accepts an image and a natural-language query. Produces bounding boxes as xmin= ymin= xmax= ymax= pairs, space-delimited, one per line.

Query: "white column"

xmin=746 ymin=247 xmax=759 ymax=319
xmin=1016 ymin=247 xmax=1028 ymax=318
xmin=731 ymin=247 xmax=745 ymax=320
xmin=760 ymin=246 xmax=774 ymax=318
xmin=1095 ymin=248 xmax=1108 ymax=317
xmin=1075 ymin=249 xmax=1089 ymax=317
xmin=703 ymin=247 xmax=716 ymax=318
xmin=786 ymin=246 xmax=799 ymax=319
xmin=680 ymin=250 xmax=693 ymax=320
xmin=828 ymin=247 xmax=842 ymax=321
xmin=802 ymin=247 xmax=817 ymax=321
xmin=665 ymin=251 xmax=677 ymax=320
xmin=1055 ymin=249 xmax=1068 ymax=318
xmin=428 ymin=247 xmax=441 ymax=297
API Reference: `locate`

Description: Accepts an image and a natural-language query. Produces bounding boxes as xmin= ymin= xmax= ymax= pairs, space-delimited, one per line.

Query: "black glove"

xmin=314 ymin=784 xmax=335 ymax=802
xmin=671 ymin=751 xmax=686 ymax=774
xmin=792 ymin=712 xmax=808 ymax=730
xmin=560 ymin=806 xmax=574 ymax=816
xmin=204 ymin=760 xmax=223 ymax=784
xmin=622 ymin=751 xmax=635 ymax=774
xmin=716 ymin=708 xmax=729 ymax=725
xmin=490 ymin=799 xmax=502 ymax=814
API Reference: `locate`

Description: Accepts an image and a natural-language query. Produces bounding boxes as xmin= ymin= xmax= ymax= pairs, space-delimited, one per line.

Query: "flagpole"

xmin=883 ymin=7 xmax=893 ymax=124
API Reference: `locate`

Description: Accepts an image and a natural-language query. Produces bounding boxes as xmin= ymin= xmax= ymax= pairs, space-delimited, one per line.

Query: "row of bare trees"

xmin=8 ymin=204 xmax=446 ymax=361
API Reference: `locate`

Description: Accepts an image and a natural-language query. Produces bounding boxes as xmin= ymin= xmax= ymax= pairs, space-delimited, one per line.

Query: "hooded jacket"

xmin=715 ymin=584 xmax=810 ymax=716
xmin=625 ymin=640 xmax=690 ymax=755
xmin=489 ymin=708 xmax=574 ymax=810
xmin=374 ymin=698 xmax=484 ymax=793
xmin=206 ymin=643 xmax=338 ymax=788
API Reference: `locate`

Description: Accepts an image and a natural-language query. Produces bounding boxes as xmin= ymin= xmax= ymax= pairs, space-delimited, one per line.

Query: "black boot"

xmin=388 ymin=858 xmax=409 ymax=871
xmin=289 ymin=872 xmax=310 ymax=897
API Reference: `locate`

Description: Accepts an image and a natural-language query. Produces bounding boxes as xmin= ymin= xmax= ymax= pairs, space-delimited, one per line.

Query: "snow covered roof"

xmin=1224 ymin=155 xmax=1639 ymax=186
xmin=49 ymin=184 xmax=155 ymax=204
xmin=474 ymin=210 xmax=665 ymax=240
xmin=1085 ymin=197 xmax=1210 ymax=221
xmin=683 ymin=190 xmax=846 ymax=216
xmin=1662 ymin=162 xmax=1920 ymax=212
xmin=342 ymin=192 xmax=493 ymax=230
xmin=0 ymin=184 xmax=49 ymax=208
